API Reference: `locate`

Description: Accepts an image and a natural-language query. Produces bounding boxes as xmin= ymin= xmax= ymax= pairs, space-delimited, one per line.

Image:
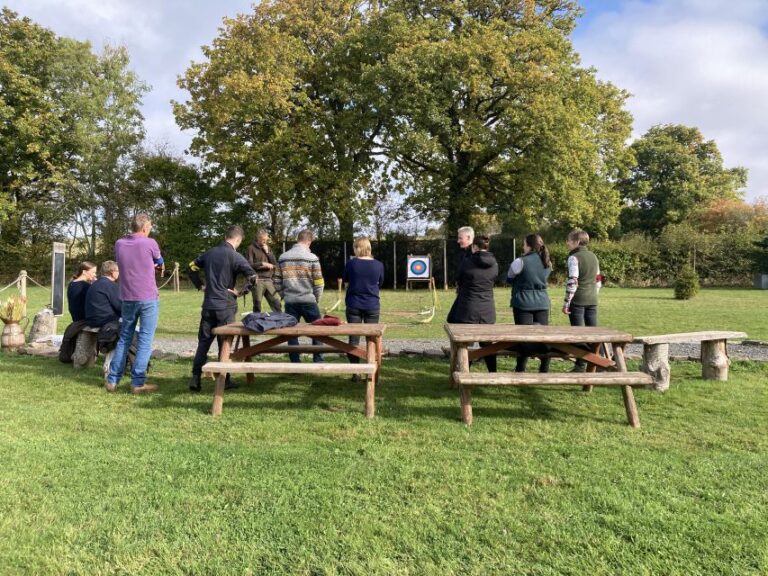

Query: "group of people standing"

xmin=447 ymin=226 xmax=601 ymax=374
xmin=66 ymin=214 xmax=599 ymax=394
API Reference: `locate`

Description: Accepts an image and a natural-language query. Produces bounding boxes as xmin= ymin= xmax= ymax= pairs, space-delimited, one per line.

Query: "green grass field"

xmin=0 ymin=354 xmax=766 ymax=574
xmin=15 ymin=285 xmax=768 ymax=341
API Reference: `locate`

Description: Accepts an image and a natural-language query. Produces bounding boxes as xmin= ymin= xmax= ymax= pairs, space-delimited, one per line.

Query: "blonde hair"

xmin=353 ymin=237 xmax=372 ymax=257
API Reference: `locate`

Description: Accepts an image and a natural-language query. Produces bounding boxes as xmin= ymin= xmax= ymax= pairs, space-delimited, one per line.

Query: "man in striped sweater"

xmin=274 ymin=229 xmax=325 ymax=362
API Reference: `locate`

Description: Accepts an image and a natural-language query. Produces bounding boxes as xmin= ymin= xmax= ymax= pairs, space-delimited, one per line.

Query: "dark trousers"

xmin=568 ymin=304 xmax=598 ymax=367
xmin=192 ymin=307 xmax=236 ymax=375
xmin=252 ymin=279 xmax=282 ymax=313
xmin=346 ymin=307 xmax=380 ymax=364
xmin=512 ymin=308 xmax=550 ymax=373
xmin=285 ymin=301 xmax=323 ymax=363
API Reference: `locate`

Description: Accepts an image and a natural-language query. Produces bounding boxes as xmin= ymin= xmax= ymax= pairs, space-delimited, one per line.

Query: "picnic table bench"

xmin=445 ymin=324 xmax=653 ymax=428
xmin=634 ymin=331 xmax=748 ymax=391
xmin=204 ymin=322 xmax=385 ymax=417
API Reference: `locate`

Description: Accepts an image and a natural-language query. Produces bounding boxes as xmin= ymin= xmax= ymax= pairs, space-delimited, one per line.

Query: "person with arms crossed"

xmin=246 ymin=229 xmax=282 ymax=313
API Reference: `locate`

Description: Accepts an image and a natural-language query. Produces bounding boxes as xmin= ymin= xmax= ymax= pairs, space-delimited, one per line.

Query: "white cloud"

xmin=574 ymin=0 xmax=768 ymax=201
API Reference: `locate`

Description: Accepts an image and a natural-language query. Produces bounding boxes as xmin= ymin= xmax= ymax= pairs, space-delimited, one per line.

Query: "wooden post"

xmin=212 ymin=336 xmax=232 ymax=416
xmin=442 ymin=239 xmax=448 ymax=290
xmin=582 ymin=343 xmax=601 ymax=392
xmin=614 ymin=344 xmax=640 ymax=428
xmin=641 ymin=343 xmax=670 ymax=391
xmin=701 ymin=339 xmax=729 ymax=381
xmin=456 ymin=345 xmax=472 ymax=424
xmin=365 ymin=337 xmax=377 ymax=418
xmin=393 ymin=240 xmax=397 ymax=290
xmin=19 ymin=270 xmax=27 ymax=317
xmin=242 ymin=334 xmax=254 ymax=385
xmin=173 ymin=262 xmax=180 ymax=292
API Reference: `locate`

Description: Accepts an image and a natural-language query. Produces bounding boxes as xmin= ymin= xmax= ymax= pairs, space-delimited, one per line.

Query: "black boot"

xmin=189 ymin=374 xmax=202 ymax=392
xmin=224 ymin=374 xmax=239 ymax=390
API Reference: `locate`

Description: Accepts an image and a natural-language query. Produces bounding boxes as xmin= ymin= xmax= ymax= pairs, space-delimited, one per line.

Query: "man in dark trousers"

xmin=187 ymin=225 xmax=257 ymax=392
xmin=246 ymin=229 xmax=282 ymax=313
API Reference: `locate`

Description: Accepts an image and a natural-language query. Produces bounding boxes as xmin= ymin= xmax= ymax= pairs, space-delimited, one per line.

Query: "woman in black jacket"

xmin=447 ymin=234 xmax=499 ymax=372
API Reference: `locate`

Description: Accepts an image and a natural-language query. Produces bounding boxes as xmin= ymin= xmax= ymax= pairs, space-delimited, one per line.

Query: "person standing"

xmin=447 ymin=234 xmax=499 ymax=372
xmin=84 ymin=261 xmax=121 ymax=328
xmin=187 ymin=226 xmax=257 ymax=392
xmin=455 ymin=226 xmax=474 ymax=283
xmin=562 ymin=229 xmax=602 ymax=372
xmin=105 ymin=213 xmax=163 ymax=394
xmin=67 ymin=261 xmax=97 ymax=322
xmin=507 ymin=234 xmax=552 ymax=373
xmin=274 ymin=229 xmax=324 ymax=363
xmin=246 ymin=229 xmax=282 ymax=313
xmin=343 ymin=237 xmax=384 ymax=370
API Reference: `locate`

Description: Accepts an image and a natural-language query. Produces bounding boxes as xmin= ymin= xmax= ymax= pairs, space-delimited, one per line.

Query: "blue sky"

xmin=6 ymin=0 xmax=768 ymax=201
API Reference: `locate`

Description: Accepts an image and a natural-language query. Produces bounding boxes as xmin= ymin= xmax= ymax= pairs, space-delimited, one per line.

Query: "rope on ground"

xmin=156 ymin=266 xmax=177 ymax=290
xmin=324 ymin=279 xmax=343 ymax=314
xmin=413 ymin=277 xmax=438 ymax=324
xmin=0 ymin=275 xmax=21 ymax=293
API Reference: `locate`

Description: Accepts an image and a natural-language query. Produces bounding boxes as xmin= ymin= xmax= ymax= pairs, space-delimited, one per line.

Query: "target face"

xmin=407 ymin=256 xmax=431 ymax=279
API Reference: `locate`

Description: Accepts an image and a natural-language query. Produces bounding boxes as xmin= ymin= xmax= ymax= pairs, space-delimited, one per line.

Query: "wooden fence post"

xmin=19 ymin=270 xmax=27 ymax=317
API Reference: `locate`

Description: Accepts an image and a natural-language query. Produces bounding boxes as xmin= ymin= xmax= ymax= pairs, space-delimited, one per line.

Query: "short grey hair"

xmin=101 ymin=260 xmax=119 ymax=276
xmin=457 ymin=226 xmax=474 ymax=240
xmin=297 ymin=229 xmax=314 ymax=243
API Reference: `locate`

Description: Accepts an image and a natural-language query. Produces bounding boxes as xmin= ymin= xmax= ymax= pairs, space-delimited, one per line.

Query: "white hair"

xmin=457 ymin=226 xmax=474 ymax=240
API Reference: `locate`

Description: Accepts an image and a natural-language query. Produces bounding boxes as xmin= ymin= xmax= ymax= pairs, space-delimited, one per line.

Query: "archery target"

xmin=407 ymin=256 xmax=431 ymax=279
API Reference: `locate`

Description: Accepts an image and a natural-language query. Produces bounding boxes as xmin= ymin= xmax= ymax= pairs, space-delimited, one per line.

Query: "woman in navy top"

xmin=343 ymin=237 xmax=385 ymax=368
xmin=67 ymin=261 xmax=97 ymax=322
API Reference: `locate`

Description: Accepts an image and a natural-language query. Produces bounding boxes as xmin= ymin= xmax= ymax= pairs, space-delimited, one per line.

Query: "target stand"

xmin=406 ymin=255 xmax=432 ymax=291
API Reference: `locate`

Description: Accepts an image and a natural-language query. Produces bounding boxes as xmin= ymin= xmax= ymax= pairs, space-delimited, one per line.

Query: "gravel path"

xmin=153 ymin=337 xmax=768 ymax=361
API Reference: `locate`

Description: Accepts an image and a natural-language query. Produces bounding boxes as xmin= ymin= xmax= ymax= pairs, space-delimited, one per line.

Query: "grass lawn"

xmin=0 ymin=353 xmax=767 ymax=574
xmin=16 ymin=285 xmax=768 ymax=341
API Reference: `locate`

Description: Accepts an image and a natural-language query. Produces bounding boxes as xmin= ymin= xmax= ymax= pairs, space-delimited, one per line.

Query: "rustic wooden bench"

xmin=452 ymin=371 xmax=653 ymax=427
xmin=203 ymin=361 xmax=377 ymax=378
xmin=633 ymin=331 xmax=747 ymax=391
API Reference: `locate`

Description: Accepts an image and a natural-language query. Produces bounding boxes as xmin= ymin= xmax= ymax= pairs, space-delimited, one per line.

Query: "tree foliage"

xmin=619 ymin=124 xmax=748 ymax=235
xmin=175 ymin=0 xmax=634 ymax=238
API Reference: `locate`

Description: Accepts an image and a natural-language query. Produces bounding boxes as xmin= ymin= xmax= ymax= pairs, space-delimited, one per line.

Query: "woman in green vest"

xmin=507 ymin=234 xmax=552 ymax=373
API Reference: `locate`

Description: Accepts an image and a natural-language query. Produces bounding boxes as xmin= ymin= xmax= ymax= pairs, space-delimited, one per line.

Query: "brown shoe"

xmin=105 ymin=383 xmax=117 ymax=393
xmin=131 ymin=384 xmax=158 ymax=394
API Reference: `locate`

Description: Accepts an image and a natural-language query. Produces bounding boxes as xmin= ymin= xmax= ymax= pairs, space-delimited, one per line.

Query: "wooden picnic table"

xmin=205 ymin=322 xmax=386 ymax=417
xmin=445 ymin=324 xmax=653 ymax=427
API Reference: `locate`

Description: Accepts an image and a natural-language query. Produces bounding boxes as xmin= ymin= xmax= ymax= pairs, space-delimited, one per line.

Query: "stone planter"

xmin=1 ymin=321 xmax=26 ymax=350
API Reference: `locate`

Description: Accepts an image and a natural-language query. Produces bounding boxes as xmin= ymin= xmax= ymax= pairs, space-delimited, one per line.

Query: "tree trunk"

xmin=336 ymin=213 xmax=354 ymax=241
xmin=701 ymin=340 xmax=729 ymax=380
xmin=640 ymin=343 xmax=670 ymax=392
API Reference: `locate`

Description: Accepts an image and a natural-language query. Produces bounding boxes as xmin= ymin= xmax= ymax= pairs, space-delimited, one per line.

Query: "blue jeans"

xmin=284 ymin=301 xmax=323 ymax=363
xmin=108 ymin=300 xmax=159 ymax=387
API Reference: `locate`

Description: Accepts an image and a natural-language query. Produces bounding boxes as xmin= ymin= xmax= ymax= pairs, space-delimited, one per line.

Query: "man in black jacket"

xmin=246 ymin=229 xmax=282 ymax=313
xmin=188 ymin=225 xmax=257 ymax=392
xmin=85 ymin=261 xmax=121 ymax=327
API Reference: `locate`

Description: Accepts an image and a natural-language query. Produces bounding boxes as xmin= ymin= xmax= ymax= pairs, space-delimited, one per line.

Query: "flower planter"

xmin=1 ymin=321 xmax=25 ymax=350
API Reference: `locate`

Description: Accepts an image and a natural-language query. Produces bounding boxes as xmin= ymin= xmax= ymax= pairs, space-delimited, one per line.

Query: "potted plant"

xmin=0 ymin=294 xmax=28 ymax=350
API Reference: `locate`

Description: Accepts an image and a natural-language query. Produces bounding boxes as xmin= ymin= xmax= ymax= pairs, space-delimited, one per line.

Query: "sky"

xmin=5 ymin=0 xmax=768 ymax=202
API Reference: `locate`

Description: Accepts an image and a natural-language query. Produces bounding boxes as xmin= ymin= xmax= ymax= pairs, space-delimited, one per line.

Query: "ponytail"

xmin=524 ymin=234 xmax=551 ymax=269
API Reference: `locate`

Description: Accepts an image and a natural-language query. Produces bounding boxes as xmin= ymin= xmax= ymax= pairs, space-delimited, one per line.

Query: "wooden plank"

xmin=633 ymin=331 xmax=747 ymax=345
xmin=444 ymin=323 xmax=634 ymax=344
xmin=548 ymin=343 xmax=616 ymax=369
xmin=452 ymin=371 xmax=653 ymax=387
xmin=615 ymin=344 xmax=641 ymax=428
xmin=212 ymin=336 xmax=232 ymax=417
xmin=313 ymin=336 xmax=367 ymax=360
xmin=467 ymin=340 xmax=516 ymax=362
xmin=248 ymin=345 xmax=347 ymax=354
xmin=203 ymin=362 xmax=377 ymax=376
xmin=365 ymin=339 xmax=377 ymax=418
xmin=212 ymin=322 xmax=386 ymax=337
xmin=230 ymin=335 xmax=291 ymax=360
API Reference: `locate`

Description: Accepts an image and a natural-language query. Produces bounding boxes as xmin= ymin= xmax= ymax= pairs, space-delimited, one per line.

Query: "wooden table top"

xmin=212 ymin=322 xmax=387 ymax=337
xmin=444 ymin=323 xmax=634 ymax=344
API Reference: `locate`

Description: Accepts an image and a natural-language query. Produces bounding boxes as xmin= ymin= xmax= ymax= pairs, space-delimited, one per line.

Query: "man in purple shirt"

xmin=105 ymin=212 xmax=163 ymax=394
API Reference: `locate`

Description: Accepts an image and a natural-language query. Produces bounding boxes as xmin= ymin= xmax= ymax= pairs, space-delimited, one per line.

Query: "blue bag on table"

xmin=242 ymin=312 xmax=298 ymax=333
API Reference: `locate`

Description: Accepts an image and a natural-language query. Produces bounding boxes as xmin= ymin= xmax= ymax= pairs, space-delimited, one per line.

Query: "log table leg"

xmin=615 ymin=344 xmax=640 ymax=428
xmin=641 ymin=343 xmax=670 ymax=391
xmin=365 ymin=337 xmax=377 ymax=418
xmin=449 ymin=345 xmax=458 ymax=388
xmin=582 ymin=343 xmax=601 ymax=393
xmin=212 ymin=336 xmax=232 ymax=417
xmin=456 ymin=345 xmax=472 ymax=425
xmin=242 ymin=335 xmax=254 ymax=386
xmin=701 ymin=339 xmax=729 ymax=381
